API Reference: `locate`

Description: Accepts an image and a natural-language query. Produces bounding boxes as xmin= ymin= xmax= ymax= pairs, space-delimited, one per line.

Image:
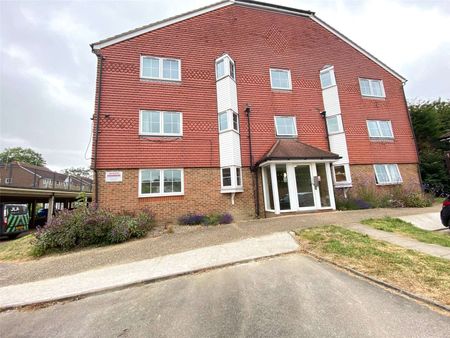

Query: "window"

xmin=221 ymin=167 xmax=243 ymax=189
xmin=367 ymin=120 xmax=393 ymax=139
xmin=270 ymin=69 xmax=292 ymax=90
xmin=326 ymin=115 xmax=343 ymax=135
xmin=216 ymin=59 xmax=225 ymax=79
xmin=218 ymin=112 xmax=228 ymax=131
xmin=320 ymin=67 xmax=336 ymax=89
xmin=141 ymin=56 xmax=181 ymax=81
xmin=333 ymin=165 xmax=348 ymax=183
xmin=139 ymin=169 xmax=183 ymax=196
xmin=374 ymin=164 xmax=402 ymax=185
xmin=218 ymin=110 xmax=239 ymax=133
xmin=229 ymin=60 xmax=235 ymax=80
xmin=140 ymin=111 xmax=182 ymax=136
xmin=222 ymin=168 xmax=232 ymax=187
xmin=5 ymin=178 xmax=12 ymax=184
xmin=275 ymin=116 xmax=297 ymax=137
xmin=359 ymin=78 xmax=385 ymax=98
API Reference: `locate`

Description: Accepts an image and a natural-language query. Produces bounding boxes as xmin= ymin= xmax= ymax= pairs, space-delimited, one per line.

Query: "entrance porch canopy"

xmin=257 ymin=140 xmax=340 ymax=215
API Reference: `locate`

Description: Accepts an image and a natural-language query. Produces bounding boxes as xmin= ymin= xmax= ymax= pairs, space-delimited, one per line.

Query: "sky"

xmin=1 ymin=0 xmax=449 ymax=171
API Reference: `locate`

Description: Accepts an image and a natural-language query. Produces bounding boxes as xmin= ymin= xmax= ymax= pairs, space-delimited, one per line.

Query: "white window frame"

xmin=218 ymin=109 xmax=239 ymax=134
xmin=326 ymin=115 xmax=343 ymax=135
xmin=373 ymin=164 xmax=403 ymax=185
xmin=320 ymin=66 xmax=336 ymax=89
xmin=139 ymin=168 xmax=184 ymax=197
xmin=215 ymin=54 xmax=236 ymax=82
xmin=221 ymin=166 xmax=243 ymax=190
xmin=359 ymin=78 xmax=385 ymax=98
xmin=139 ymin=110 xmax=183 ymax=137
xmin=140 ymin=56 xmax=181 ymax=81
xmin=270 ymin=68 xmax=292 ymax=90
xmin=366 ymin=120 xmax=394 ymax=139
xmin=274 ymin=116 xmax=297 ymax=137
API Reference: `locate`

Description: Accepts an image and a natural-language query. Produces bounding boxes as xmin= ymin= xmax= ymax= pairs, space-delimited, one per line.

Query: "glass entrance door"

xmin=295 ymin=165 xmax=315 ymax=208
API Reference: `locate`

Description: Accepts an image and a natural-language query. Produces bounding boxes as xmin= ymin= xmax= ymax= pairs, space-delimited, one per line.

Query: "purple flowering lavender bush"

xmin=33 ymin=206 xmax=155 ymax=256
xmin=178 ymin=212 xmax=233 ymax=226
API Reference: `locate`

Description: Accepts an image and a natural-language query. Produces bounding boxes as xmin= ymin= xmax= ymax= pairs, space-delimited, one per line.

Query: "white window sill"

xmin=271 ymin=87 xmax=292 ymax=92
xmin=219 ymin=129 xmax=239 ymax=135
xmin=376 ymin=182 xmax=403 ymax=186
xmin=334 ymin=182 xmax=353 ymax=188
xmin=139 ymin=192 xmax=184 ymax=198
xmin=221 ymin=187 xmax=244 ymax=194
xmin=216 ymin=74 xmax=236 ymax=83
xmin=369 ymin=137 xmax=394 ymax=141
xmin=361 ymin=94 xmax=386 ymax=99
xmin=140 ymin=77 xmax=181 ymax=83
xmin=321 ymin=84 xmax=337 ymax=90
xmin=139 ymin=134 xmax=183 ymax=137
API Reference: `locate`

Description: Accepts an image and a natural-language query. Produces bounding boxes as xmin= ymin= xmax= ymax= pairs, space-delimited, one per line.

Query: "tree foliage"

xmin=409 ymin=99 xmax=450 ymax=194
xmin=0 ymin=147 xmax=46 ymax=166
xmin=62 ymin=167 xmax=93 ymax=179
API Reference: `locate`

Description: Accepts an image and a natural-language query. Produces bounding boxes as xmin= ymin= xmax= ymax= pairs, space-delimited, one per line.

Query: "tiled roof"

xmin=257 ymin=139 xmax=340 ymax=165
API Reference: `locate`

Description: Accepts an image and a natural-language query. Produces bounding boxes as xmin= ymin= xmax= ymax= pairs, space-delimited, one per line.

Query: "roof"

xmin=90 ymin=0 xmax=405 ymax=82
xmin=256 ymin=139 xmax=340 ymax=165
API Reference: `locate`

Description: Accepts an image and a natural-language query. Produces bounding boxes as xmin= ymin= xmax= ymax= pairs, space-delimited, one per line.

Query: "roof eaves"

xmin=310 ymin=15 xmax=406 ymax=83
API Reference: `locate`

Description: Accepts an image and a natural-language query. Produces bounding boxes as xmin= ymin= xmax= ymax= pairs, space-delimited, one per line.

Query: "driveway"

xmin=1 ymin=254 xmax=448 ymax=338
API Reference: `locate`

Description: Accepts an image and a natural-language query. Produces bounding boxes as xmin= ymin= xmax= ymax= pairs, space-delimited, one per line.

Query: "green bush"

xmin=33 ymin=207 xmax=155 ymax=256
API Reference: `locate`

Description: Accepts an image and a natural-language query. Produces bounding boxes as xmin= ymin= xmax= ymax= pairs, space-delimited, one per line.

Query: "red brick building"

xmin=90 ymin=0 xmax=420 ymax=222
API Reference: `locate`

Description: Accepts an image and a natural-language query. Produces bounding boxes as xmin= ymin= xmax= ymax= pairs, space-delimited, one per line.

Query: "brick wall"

xmin=96 ymin=167 xmax=256 ymax=223
xmin=350 ymin=163 xmax=421 ymax=191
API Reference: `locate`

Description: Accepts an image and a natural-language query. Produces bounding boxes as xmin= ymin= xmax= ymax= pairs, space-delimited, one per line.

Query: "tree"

xmin=0 ymin=147 xmax=46 ymax=166
xmin=62 ymin=167 xmax=93 ymax=179
xmin=410 ymin=99 xmax=450 ymax=194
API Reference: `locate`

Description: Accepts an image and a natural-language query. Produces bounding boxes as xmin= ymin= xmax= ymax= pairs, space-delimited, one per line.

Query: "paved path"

xmin=346 ymin=223 xmax=450 ymax=259
xmin=399 ymin=212 xmax=446 ymax=231
xmin=1 ymin=255 xmax=448 ymax=338
xmin=0 ymin=232 xmax=298 ymax=310
xmin=0 ymin=205 xmax=440 ymax=287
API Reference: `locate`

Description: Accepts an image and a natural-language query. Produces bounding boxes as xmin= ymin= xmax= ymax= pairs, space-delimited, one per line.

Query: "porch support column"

xmin=270 ymin=163 xmax=280 ymax=214
xmin=47 ymin=195 xmax=55 ymax=223
xmin=327 ymin=163 xmax=336 ymax=210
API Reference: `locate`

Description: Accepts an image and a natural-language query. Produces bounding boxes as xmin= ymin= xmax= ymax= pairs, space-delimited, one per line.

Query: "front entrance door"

xmin=294 ymin=165 xmax=315 ymax=209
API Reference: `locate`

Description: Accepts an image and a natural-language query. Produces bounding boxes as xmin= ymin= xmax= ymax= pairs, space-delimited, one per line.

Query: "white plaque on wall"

xmin=105 ymin=171 xmax=123 ymax=183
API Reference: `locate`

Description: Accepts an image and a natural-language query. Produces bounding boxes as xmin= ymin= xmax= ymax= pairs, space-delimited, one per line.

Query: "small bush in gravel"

xmin=219 ymin=213 xmax=233 ymax=224
xmin=32 ymin=206 xmax=155 ymax=256
xmin=178 ymin=212 xmax=234 ymax=226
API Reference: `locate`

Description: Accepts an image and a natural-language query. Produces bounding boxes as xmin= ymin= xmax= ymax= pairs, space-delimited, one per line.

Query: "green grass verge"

xmin=296 ymin=225 xmax=450 ymax=305
xmin=362 ymin=217 xmax=450 ymax=248
xmin=0 ymin=235 xmax=36 ymax=261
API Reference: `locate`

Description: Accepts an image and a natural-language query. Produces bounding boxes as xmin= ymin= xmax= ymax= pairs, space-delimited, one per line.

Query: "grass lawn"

xmin=362 ymin=217 xmax=450 ymax=248
xmin=296 ymin=225 xmax=450 ymax=305
xmin=0 ymin=235 xmax=36 ymax=261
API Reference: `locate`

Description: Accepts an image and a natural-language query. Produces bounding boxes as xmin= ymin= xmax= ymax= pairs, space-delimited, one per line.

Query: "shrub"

xmin=33 ymin=206 xmax=155 ymax=256
xmin=178 ymin=212 xmax=234 ymax=226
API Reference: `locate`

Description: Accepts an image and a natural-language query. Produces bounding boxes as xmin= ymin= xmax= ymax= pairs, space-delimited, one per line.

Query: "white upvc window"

xmin=320 ymin=66 xmax=336 ymax=89
xmin=374 ymin=164 xmax=402 ymax=185
xmin=270 ymin=68 xmax=292 ymax=90
xmin=215 ymin=54 xmax=236 ymax=81
xmin=367 ymin=120 xmax=394 ymax=139
xmin=218 ymin=109 xmax=239 ymax=133
xmin=359 ymin=78 xmax=385 ymax=98
xmin=221 ymin=166 xmax=243 ymax=189
xmin=140 ymin=56 xmax=181 ymax=81
xmin=274 ymin=116 xmax=297 ymax=137
xmin=140 ymin=110 xmax=182 ymax=136
xmin=326 ymin=115 xmax=343 ymax=135
xmin=139 ymin=169 xmax=184 ymax=197
xmin=333 ymin=164 xmax=352 ymax=186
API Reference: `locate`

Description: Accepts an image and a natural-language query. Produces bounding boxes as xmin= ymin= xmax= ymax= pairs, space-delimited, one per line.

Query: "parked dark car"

xmin=441 ymin=196 xmax=450 ymax=227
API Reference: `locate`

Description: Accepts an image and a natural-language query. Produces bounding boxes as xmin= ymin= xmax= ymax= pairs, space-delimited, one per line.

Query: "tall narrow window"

xmin=233 ymin=112 xmax=239 ymax=131
xmin=218 ymin=111 xmax=228 ymax=131
xmin=320 ymin=67 xmax=336 ymax=89
xmin=359 ymin=78 xmax=385 ymax=98
xmin=236 ymin=167 xmax=242 ymax=186
xmin=270 ymin=69 xmax=292 ymax=90
xmin=275 ymin=116 xmax=297 ymax=137
xmin=216 ymin=59 xmax=225 ymax=79
xmin=222 ymin=168 xmax=232 ymax=187
xmin=229 ymin=60 xmax=235 ymax=80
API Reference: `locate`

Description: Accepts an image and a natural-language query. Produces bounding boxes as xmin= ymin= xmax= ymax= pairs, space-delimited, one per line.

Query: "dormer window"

xmin=215 ymin=54 xmax=236 ymax=81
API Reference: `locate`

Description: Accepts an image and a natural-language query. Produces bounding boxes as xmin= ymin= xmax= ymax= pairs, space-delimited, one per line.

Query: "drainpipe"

xmin=91 ymin=46 xmax=104 ymax=207
xmin=245 ymin=104 xmax=260 ymax=217
xmin=320 ymin=110 xmax=331 ymax=151
xmin=401 ymin=82 xmax=424 ymax=191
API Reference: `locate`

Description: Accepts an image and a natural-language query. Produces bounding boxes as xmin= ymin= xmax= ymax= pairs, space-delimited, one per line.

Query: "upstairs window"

xmin=374 ymin=164 xmax=402 ymax=185
xmin=359 ymin=78 xmax=385 ymax=98
xmin=270 ymin=69 xmax=292 ymax=90
xmin=218 ymin=110 xmax=239 ymax=133
xmin=139 ymin=169 xmax=183 ymax=197
xmin=140 ymin=110 xmax=182 ymax=136
xmin=275 ymin=116 xmax=297 ymax=137
xmin=367 ymin=120 xmax=393 ymax=139
xmin=141 ymin=56 xmax=181 ymax=81
xmin=326 ymin=115 xmax=343 ymax=135
xmin=215 ymin=54 xmax=236 ymax=81
xmin=320 ymin=67 xmax=336 ymax=89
